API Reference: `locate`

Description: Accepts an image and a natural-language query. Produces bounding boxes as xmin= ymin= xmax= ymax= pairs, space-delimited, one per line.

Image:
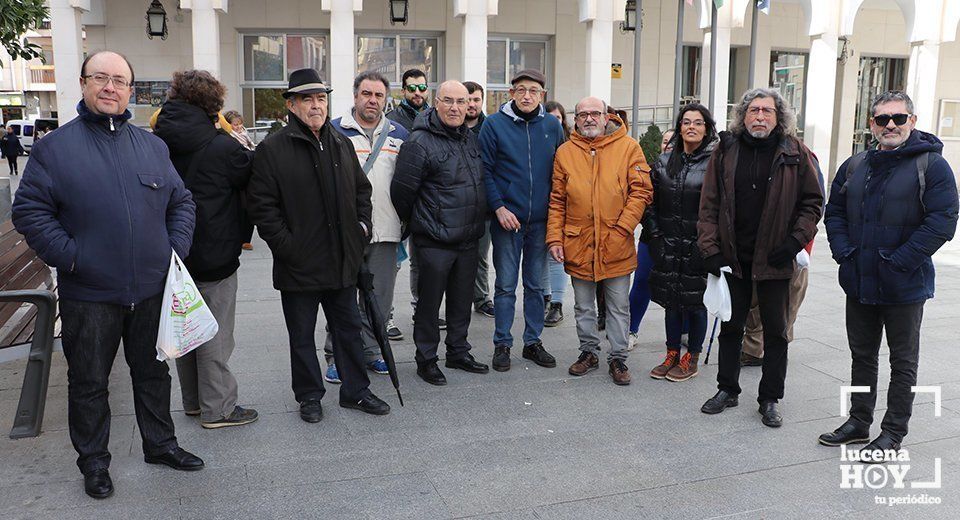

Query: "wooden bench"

xmin=0 ymin=218 xmax=59 ymax=439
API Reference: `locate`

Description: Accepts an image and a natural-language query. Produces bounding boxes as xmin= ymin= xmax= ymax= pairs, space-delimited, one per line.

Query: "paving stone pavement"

xmin=1 ymin=218 xmax=958 ymax=519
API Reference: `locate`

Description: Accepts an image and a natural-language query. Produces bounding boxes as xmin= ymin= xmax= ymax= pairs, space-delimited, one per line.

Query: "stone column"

xmin=454 ymin=0 xmax=498 ymax=91
xmin=322 ymin=0 xmax=363 ymax=118
xmin=49 ymin=0 xmax=88 ymax=124
xmin=180 ymin=0 xmax=228 ymax=78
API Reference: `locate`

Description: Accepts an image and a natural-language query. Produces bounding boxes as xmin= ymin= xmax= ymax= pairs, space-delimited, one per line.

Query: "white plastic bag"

xmin=796 ymin=249 xmax=810 ymax=270
xmin=703 ymin=266 xmax=733 ymax=322
xmin=155 ymin=251 xmax=219 ymax=361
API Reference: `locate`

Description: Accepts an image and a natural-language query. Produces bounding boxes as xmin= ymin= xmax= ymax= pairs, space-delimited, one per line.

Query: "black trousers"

xmin=413 ymin=242 xmax=479 ymax=365
xmin=280 ymin=287 xmax=370 ymax=402
xmin=846 ymin=298 xmax=923 ymax=443
xmin=717 ymin=266 xmax=791 ymax=403
xmin=59 ymin=294 xmax=178 ymax=475
xmin=7 ymin=156 xmax=17 ymax=174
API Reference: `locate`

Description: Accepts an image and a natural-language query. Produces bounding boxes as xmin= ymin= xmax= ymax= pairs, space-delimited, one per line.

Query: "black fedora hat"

xmin=283 ymin=68 xmax=332 ymax=99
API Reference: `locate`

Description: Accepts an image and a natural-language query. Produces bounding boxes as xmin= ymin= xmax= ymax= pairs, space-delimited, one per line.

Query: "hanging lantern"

xmin=622 ymin=0 xmax=637 ymax=32
xmin=390 ymin=0 xmax=409 ymax=25
xmin=146 ymin=0 xmax=168 ymax=40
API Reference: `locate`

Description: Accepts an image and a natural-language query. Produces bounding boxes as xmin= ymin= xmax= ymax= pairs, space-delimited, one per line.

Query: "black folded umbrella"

xmin=357 ymin=262 xmax=403 ymax=406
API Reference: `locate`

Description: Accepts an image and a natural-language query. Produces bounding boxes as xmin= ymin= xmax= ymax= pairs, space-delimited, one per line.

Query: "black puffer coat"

xmin=391 ymin=107 xmax=487 ymax=249
xmin=644 ymin=140 xmax=717 ymax=309
xmin=154 ymin=100 xmax=254 ymax=282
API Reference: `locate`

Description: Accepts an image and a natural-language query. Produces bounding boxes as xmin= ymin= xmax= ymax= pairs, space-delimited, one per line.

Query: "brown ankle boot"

xmin=665 ymin=352 xmax=699 ymax=382
xmin=609 ymin=359 xmax=631 ymax=385
xmin=650 ymin=350 xmax=680 ymax=380
xmin=568 ymin=351 xmax=599 ymax=376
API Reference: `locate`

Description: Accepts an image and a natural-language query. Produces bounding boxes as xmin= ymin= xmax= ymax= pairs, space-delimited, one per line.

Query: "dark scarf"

xmin=733 ymin=130 xmax=780 ymax=264
xmin=511 ymin=101 xmax=538 ymax=122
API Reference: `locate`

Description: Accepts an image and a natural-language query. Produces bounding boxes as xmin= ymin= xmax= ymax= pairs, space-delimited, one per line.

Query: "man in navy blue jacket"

xmin=12 ymin=51 xmax=201 ymax=499
xmin=479 ymin=69 xmax=565 ymax=372
xmin=821 ymin=91 xmax=959 ymax=456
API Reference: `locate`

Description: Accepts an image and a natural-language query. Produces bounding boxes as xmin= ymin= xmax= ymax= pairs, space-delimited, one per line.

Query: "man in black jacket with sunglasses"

xmin=821 ymin=90 xmax=958 ymax=456
xmin=387 ymin=68 xmax=430 ymax=132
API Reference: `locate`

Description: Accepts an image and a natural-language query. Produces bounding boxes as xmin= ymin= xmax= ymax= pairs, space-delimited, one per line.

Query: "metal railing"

xmin=29 ymin=65 xmax=55 ymax=85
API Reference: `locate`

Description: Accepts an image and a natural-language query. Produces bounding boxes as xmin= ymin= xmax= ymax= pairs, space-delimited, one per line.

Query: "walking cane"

xmin=703 ymin=317 xmax=719 ymax=364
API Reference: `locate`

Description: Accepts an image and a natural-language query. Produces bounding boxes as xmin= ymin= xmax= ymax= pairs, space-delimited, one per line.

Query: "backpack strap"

xmin=916 ymin=152 xmax=929 ymax=213
xmin=838 ymin=151 xmax=868 ymax=195
xmin=362 ymin=122 xmax=392 ymax=175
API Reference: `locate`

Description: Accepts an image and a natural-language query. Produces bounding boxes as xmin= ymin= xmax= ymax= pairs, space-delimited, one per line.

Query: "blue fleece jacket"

xmin=478 ymin=102 xmax=565 ymax=223
xmin=12 ymin=101 xmax=195 ymax=306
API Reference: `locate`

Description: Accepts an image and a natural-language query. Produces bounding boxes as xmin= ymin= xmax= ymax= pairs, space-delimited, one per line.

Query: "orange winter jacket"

xmin=547 ymin=116 xmax=653 ymax=281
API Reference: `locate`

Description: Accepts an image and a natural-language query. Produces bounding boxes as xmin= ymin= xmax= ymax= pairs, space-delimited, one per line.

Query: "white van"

xmin=4 ymin=118 xmax=59 ymax=153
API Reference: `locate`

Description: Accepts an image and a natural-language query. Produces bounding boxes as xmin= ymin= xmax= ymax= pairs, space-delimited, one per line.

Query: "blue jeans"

xmin=665 ymin=307 xmax=707 ymax=354
xmin=490 ymin=219 xmax=547 ymax=347
xmin=542 ymin=255 xmax=568 ymax=301
xmin=629 ymin=241 xmax=653 ymax=333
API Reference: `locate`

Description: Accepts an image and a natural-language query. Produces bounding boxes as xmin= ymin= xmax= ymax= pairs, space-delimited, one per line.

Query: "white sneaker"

xmin=627 ymin=331 xmax=639 ymax=351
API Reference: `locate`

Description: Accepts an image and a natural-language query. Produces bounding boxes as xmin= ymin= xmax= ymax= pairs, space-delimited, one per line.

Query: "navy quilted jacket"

xmin=12 ymin=101 xmax=195 ymax=305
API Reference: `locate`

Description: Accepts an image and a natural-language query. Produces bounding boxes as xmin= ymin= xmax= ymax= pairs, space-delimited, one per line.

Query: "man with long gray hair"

xmin=697 ymin=88 xmax=824 ymax=427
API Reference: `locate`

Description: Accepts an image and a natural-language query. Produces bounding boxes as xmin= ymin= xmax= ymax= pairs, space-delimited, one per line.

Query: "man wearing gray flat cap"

xmin=247 ymin=68 xmax=391 ymax=421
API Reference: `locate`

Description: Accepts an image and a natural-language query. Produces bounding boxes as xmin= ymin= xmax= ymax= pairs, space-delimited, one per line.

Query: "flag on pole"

xmin=758 ymin=0 xmax=770 ymax=15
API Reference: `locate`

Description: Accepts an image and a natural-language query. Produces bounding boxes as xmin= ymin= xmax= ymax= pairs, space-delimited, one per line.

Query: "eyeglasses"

xmin=747 ymin=106 xmax=776 ymax=116
xmin=575 ymin=111 xmax=604 ymax=121
xmin=438 ymin=97 xmax=468 ymax=107
xmin=82 ymin=73 xmax=131 ymax=89
xmin=681 ymin=119 xmax=705 ymax=127
xmin=873 ymin=113 xmax=912 ymax=127
xmin=405 ymin=83 xmax=428 ymax=92
xmin=512 ymin=87 xmax=544 ymax=97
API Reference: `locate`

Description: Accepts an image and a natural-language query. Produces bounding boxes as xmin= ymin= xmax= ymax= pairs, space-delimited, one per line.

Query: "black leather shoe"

xmin=492 ymin=345 xmax=511 ymax=372
xmin=417 ymin=362 xmax=447 ymax=386
xmin=83 ymin=469 xmax=113 ymax=499
xmin=299 ymin=399 xmax=323 ymax=423
xmin=758 ymin=401 xmax=783 ymax=428
xmin=701 ymin=390 xmax=739 ymax=414
xmin=859 ymin=433 xmax=902 ymax=464
xmin=340 ymin=393 xmax=391 ymax=415
xmin=544 ymin=302 xmax=563 ymax=327
xmin=445 ymin=353 xmax=490 ymax=373
xmin=144 ymin=447 xmax=204 ymax=471
xmin=522 ymin=341 xmax=557 ymax=368
xmin=818 ymin=420 xmax=870 ymax=446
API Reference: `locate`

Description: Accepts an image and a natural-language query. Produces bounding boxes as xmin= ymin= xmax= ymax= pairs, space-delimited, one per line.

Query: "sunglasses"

xmin=405 ymin=84 xmax=428 ymax=92
xmin=873 ymin=113 xmax=911 ymax=127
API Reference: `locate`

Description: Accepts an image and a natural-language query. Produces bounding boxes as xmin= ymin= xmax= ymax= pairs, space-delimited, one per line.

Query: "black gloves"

xmin=768 ymin=237 xmax=803 ymax=268
xmin=703 ymin=254 xmax=725 ymax=277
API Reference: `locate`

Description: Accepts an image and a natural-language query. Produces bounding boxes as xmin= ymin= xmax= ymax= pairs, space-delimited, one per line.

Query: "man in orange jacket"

xmin=547 ymin=96 xmax=653 ymax=385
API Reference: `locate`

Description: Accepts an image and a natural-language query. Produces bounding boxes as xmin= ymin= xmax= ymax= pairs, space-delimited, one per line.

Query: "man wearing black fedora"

xmin=247 ymin=68 xmax=391 ymax=420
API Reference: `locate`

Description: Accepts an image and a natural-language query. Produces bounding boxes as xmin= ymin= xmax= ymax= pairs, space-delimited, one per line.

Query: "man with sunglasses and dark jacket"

xmin=388 ymin=68 xmax=433 ymax=329
xmin=387 ymin=69 xmax=430 ymax=133
xmin=820 ymin=91 xmax=958 ymax=456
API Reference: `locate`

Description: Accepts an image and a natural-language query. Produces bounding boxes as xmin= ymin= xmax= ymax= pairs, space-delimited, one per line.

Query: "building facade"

xmin=40 ymin=0 xmax=960 ymax=177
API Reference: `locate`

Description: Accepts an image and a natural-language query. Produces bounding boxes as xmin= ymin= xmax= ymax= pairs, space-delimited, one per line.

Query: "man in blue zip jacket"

xmin=12 ymin=51 xmax=201 ymax=500
xmin=479 ymin=69 xmax=565 ymax=372
xmin=820 ymin=91 xmax=959 ymax=457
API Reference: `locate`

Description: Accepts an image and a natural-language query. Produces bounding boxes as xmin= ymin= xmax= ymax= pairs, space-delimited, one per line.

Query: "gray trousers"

xmin=474 ymin=220 xmax=492 ymax=306
xmin=175 ymin=272 xmax=239 ymax=422
xmin=571 ymin=274 xmax=631 ymax=362
xmin=325 ymin=241 xmax=399 ymax=363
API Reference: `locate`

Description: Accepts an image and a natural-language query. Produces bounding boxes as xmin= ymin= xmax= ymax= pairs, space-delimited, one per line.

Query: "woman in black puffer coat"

xmin=644 ymin=103 xmax=718 ymax=383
